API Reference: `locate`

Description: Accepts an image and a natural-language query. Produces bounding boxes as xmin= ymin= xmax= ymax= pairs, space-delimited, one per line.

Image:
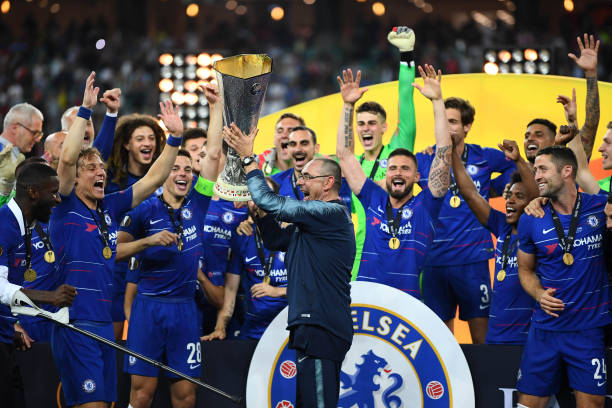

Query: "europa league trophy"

xmin=213 ymin=54 xmax=273 ymax=201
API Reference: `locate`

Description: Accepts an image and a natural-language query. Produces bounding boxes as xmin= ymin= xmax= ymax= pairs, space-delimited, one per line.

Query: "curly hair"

xmin=108 ymin=114 xmax=166 ymax=188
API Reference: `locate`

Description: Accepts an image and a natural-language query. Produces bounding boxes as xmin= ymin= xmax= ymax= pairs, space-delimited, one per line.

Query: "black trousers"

xmin=290 ymin=325 xmax=351 ymax=408
xmin=0 ymin=342 xmax=25 ymax=408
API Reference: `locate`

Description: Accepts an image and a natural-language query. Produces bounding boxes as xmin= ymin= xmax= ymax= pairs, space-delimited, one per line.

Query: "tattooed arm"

xmin=336 ymin=68 xmax=368 ymax=195
xmin=413 ymin=65 xmax=451 ymax=197
xmin=568 ymin=34 xmax=600 ymax=159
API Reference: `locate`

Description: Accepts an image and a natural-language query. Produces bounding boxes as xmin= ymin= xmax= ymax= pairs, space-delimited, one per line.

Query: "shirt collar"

xmin=7 ymin=198 xmax=25 ymax=236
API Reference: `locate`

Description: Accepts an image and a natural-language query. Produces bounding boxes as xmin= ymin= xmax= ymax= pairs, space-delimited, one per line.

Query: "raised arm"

xmin=413 ymin=65 xmax=451 ymax=197
xmin=452 ymin=145 xmax=490 ymax=226
xmin=336 ymin=69 xmax=368 ymax=195
xmin=93 ymin=88 xmax=121 ymax=161
xmin=198 ymin=83 xmax=223 ymax=181
xmin=57 ymin=72 xmax=99 ymax=195
xmin=498 ymin=140 xmax=539 ymax=201
xmin=387 ymin=26 xmax=416 ymax=152
xmin=557 ymin=89 xmax=599 ymax=194
xmin=130 ymin=100 xmax=182 ymax=207
xmin=568 ymin=34 xmax=600 ymax=158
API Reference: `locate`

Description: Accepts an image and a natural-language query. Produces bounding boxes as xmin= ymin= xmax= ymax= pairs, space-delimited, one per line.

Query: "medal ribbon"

xmin=23 ymin=222 xmax=33 ymax=272
xmin=79 ymin=198 xmax=111 ymax=249
xmin=158 ymin=196 xmax=184 ymax=246
xmin=385 ymin=199 xmax=408 ymax=239
xmin=549 ymin=193 xmax=582 ymax=255
xmin=449 ymin=145 xmax=469 ymax=197
xmin=254 ymin=221 xmax=277 ymax=283
xmin=33 ymin=221 xmax=54 ymax=254
xmin=290 ymin=171 xmax=302 ymax=200
xmin=359 ymin=145 xmax=384 ymax=179
xmin=498 ymin=232 xmax=518 ymax=271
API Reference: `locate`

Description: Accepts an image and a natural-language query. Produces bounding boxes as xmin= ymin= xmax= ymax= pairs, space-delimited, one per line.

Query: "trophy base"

xmin=213 ymin=180 xmax=252 ymax=202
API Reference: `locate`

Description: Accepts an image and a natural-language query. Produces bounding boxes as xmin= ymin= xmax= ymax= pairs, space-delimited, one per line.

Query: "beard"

xmin=386 ymin=180 xmax=413 ymax=200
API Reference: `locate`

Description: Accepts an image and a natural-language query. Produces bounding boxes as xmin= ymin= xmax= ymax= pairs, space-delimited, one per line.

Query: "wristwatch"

xmin=241 ymin=155 xmax=257 ymax=167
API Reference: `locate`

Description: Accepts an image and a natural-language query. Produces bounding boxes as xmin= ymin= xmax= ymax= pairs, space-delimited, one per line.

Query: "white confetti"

xmin=95 ymin=39 xmax=106 ymax=50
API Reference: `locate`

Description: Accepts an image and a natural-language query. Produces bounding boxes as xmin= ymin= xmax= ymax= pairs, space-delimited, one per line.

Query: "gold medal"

xmin=177 ymin=239 xmax=183 ymax=251
xmin=103 ymin=246 xmax=112 ymax=259
xmin=389 ymin=237 xmax=400 ymax=250
xmin=497 ymin=269 xmax=506 ymax=282
xmin=44 ymin=250 xmax=55 ymax=263
xmin=24 ymin=268 xmax=37 ymax=282
xmin=562 ymin=252 xmax=574 ymax=266
xmin=449 ymin=195 xmax=461 ymax=208
xmin=263 ymin=276 xmax=271 ymax=285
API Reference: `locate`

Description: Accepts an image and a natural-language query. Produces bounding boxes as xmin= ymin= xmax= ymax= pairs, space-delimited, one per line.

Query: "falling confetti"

xmin=95 ymin=39 xmax=106 ymax=50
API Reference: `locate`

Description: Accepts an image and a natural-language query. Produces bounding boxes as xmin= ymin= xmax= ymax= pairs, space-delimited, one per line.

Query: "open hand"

xmin=568 ymin=33 xmax=599 ymax=76
xmin=412 ymin=64 xmax=442 ymax=101
xmin=223 ymin=123 xmax=258 ymax=159
xmin=159 ymin=100 xmax=184 ymax=136
xmin=337 ymin=69 xmax=368 ymax=105
xmin=82 ymin=72 xmax=100 ymax=110
xmin=556 ymin=88 xmax=577 ymax=124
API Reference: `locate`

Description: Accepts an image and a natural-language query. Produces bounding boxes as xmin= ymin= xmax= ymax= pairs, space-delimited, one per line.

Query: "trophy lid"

xmin=213 ymin=54 xmax=272 ymax=79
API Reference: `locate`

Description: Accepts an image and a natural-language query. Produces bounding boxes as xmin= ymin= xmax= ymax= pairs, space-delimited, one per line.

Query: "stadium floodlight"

xmin=484 ymin=62 xmax=499 ymax=75
xmin=483 ymin=47 xmax=553 ymax=75
xmin=160 ymin=51 xmax=224 ymax=129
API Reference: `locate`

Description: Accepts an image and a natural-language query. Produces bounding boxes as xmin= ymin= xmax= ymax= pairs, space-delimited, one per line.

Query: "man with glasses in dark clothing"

xmin=224 ymin=122 xmax=355 ymax=408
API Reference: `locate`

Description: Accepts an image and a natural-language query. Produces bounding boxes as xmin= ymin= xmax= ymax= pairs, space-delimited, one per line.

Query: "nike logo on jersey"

xmin=542 ymin=227 xmax=555 ymax=234
xmin=189 ymin=364 xmax=201 ymax=370
xmin=479 ymin=305 xmax=489 ymax=310
xmin=150 ymin=219 xmax=164 ymax=225
xmin=245 ymin=256 xmax=258 ymax=263
xmin=297 ymin=356 xmax=308 ymax=363
xmin=597 ymin=381 xmax=606 ymax=387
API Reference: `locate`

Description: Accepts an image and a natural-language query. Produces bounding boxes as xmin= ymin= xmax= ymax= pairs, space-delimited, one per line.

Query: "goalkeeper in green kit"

xmin=347 ymin=26 xmax=418 ymax=278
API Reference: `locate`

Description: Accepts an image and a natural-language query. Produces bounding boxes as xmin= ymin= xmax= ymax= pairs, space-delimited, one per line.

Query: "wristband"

xmin=77 ymin=106 xmax=93 ymax=120
xmin=166 ymin=134 xmax=182 ymax=147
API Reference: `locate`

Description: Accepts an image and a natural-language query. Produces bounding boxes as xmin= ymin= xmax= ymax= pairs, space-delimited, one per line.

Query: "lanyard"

xmin=499 ymin=232 xmax=518 ymax=270
xmin=549 ymin=193 xmax=582 ymax=254
xmin=33 ymin=221 xmax=53 ymax=253
xmin=254 ymin=224 xmax=277 ymax=282
xmin=290 ymin=171 xmax=302 ymax=200
xmin=80 ymin=198 xmax=111 ymax=248
xmin=158 ymin=196 xmax=184 ymax=248
xmin=23 ymin=223 xmax=33 ymax=271
xmin=359 ymin=145 xmax=384 ymax=179
xmin=449 ymin=145 xmax=469 ymax=196
xmin=385 ymin=199 xmax=408 ymax=238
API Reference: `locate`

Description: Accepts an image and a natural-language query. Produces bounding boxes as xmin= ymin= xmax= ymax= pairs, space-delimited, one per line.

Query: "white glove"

xmin=387 ymin=26 xmax=415 ymax=52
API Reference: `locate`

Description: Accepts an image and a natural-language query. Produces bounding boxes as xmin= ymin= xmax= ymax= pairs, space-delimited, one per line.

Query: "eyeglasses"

xmin=16 ymin=123 xmax=43 ymax=140
xmin=298 ymin=174 xmax=332 ymax=181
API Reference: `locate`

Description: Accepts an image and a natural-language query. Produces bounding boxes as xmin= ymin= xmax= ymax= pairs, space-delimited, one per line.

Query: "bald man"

xmin=43 ymin=131 xmax=67 ymax=170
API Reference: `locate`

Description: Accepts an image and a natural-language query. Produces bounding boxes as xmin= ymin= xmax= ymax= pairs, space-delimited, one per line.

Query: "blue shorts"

xmin=51 ymin=321 xmax=116 ymax=405
xmin=125 ymin=294 xmax=201 ymax=378
xmin=517 ymin=327 xmax=607 ymax=396
xmin=422 ymin=260 xmax=491 ymax=321
xmin=19 ymin=317 xmax=53 ymax=343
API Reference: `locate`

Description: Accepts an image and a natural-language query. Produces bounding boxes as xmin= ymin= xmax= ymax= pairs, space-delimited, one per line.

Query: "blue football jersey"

xmin=518 ymin=192 xmax=612 ymax=331
xmin=229 ymin=233 xmax=288 ymax=334
xmin=356 ymin=178 xmax=442 ymax=297
xmin=121 ymin=192 xmax=211 ymax=298
xmin=201 ymin=199 xmax=248 ymax=286
xmin=50 ymin=188 xmax=133 ymax=322
xmin=485 ymin=209 xmax=535 ymax=344
xmin=417 ymin=144 xmax=516 ymax=266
